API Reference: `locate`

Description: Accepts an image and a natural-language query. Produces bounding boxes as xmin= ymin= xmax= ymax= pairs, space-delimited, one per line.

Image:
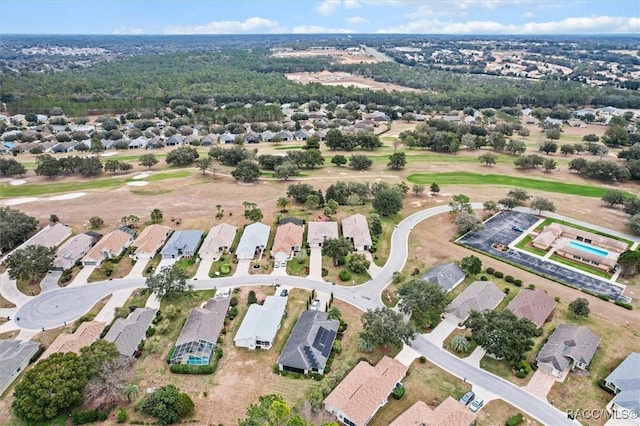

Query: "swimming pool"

xmin=568 ymin=241 xmax=609 ymax=257
xmin=186 ymin=356 xmax=209 ymax=365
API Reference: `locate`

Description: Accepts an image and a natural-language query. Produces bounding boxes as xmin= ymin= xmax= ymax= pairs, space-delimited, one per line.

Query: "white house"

xmin=234 ymin=296 xmax=287 ymax=350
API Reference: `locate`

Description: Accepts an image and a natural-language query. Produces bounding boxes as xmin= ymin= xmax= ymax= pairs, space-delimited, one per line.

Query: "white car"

xmin=310 ymin=299 xmax=320 ymax=310
xmin=469 ymin=398 xmax=484 ymax=412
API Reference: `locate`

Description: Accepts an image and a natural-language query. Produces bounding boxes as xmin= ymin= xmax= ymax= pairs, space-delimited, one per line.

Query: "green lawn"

xmin=407 ymin=172 xmax=609 ymax=198
xmin=549 ymin=254 xmax=612 ymax=279
xmin=0 ymin=170 xmax=192 ymax=198
xmin=286 ymin=256 xmax=309 ymax=277
xmin=534 ymin=218 xmax=633 ymax=247
xmin=273 ymin=145 xmax=304 ymax=150
xmin=514 ymin=235 xmax=548 ymax=257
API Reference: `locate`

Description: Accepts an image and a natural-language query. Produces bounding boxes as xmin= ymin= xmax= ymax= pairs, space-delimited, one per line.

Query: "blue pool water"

xmin=187 ymin=356 xmax=208 ymax=365
xmin=568 ymin=241 xmax=609 ymax=257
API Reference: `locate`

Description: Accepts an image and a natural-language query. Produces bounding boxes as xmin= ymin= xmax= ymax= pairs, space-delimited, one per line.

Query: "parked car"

xmin=280 ymin=289 xmax=288 ymax=297
xmin=512 ymin=226 xmax=524 ymax=232
xmin=310 ymin=299 xmax=320 ymax=310
xmin=469 ymin=398 xmax=484 ymax=412
xmin=459 ymin=391 xmax=475 ymax=405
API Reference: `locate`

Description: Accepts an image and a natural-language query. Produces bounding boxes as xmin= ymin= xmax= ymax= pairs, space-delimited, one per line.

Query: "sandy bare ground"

xmin=272 ymin=49 xmax=380 ymax=64
xmin=286 ymin=71 xmax=421 ymax=92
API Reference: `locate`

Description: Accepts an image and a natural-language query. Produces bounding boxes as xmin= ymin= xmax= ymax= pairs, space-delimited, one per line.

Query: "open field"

xmin=286 ymin=71 xmax=421 ymax=92
xmin=272 ymin=49 xmax=381 ymax=64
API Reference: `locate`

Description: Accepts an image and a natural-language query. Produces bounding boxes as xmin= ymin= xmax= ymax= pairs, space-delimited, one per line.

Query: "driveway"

xmin=126 ymin=258 xmax=150 ymax=278
xmin=68 ymin=265 xmax=96 ymax=287
xmin=234 ymin=259 xmax=251 ymax=276
xmin=195 ymin=258 xmax=214 ymax=280
xmin=156 ymin=258 xmax=177 ymax=271
xmin=422 ymin=315 xmax=458 ymax=347
xmin=40 ymin=271 xmax=62 ymax=292
xmin=458 ymin=211 xmax=628 ymax=302
xmin=94 ymin=288 xmax=136 ymax=323
xmin=0 ymin=272 xmax=31 ymax=306
xmin=307 ymin=247 xmax=324 ymax=281
xmin=524 ymin=369 xmax=563 ymax=400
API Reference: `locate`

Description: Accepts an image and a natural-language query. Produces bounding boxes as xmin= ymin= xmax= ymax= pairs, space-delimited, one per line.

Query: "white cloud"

xmin=165 ymin=17 xmax=284 ymax=34
xmin=292 ymin=25 xmax=357 ymax=34
xmin=408 ymin=0 xmax=548 ymax=18
xmin=113 ymin=27 xmax=144 ymax=35
xmin=521 ymin=11 xmax=535 ymax=18
xmin=316 ymin=0 xmax=341 ymax=15
xmin=378 ymin=15 xmax=640 ymax=34
xmin=346 ymin=16 xmax=370 ymax=24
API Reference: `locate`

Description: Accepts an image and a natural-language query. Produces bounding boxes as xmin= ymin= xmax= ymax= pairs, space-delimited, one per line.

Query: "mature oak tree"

xmin=145 ymin=264 xmax=189 ymax=299
xmin=0 ymin=207 xmax=38 ymax=252
xmin=398 ymin=279 xmax=448 ymax=327
xmin=7 ymin=245 xmax=55 ymax=282
xmin=359 ymin=307 xmax=416 ymax=352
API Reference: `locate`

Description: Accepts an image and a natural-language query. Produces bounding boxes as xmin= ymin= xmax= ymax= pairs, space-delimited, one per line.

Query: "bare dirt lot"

xmin=286 ymin=71 xmax=421 ymax=92
xmin=272 ymin=49 xmax=380 ymax=64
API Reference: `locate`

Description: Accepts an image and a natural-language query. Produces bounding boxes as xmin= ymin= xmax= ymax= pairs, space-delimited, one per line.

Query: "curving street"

xmin=7 ymin=203 xmax=627 ymax=425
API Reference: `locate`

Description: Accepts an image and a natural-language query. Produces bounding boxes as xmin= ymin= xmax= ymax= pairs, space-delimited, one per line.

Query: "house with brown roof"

xmin=324 ymin=356 xmax=407 ymax=426
xmin=307 ymin=221 xmax=338 ymax=247
xmin=40 ymin=321 xmax=105 ymax=360
xmin=54 ymin=233 xmax=96 ymax=270
xmin=104 ymin=307 xmax=157 ymax=357
xmin=272 ymin=222 xmax=304 ymax=261
xmin=536 ymin=324 xmax=601 ymax=377
xmin=170 ymin=297 xmax=231 ymax=365
xmin=445 ymin=280 xmax=505 ymax=323
xmin=341 ymin=214 xmax=372 ymax=252
xmin=82 ymin=228 xmax=135 ymax=266
xmin=131 ymin=224 xmax=171 ymax=260
xmin=389 ymin=397 xmax=477 ymax=426
xmin=200 ymin=223 xmax=237 ymax=260
xmin=18 ymin=223 xmax=72 ymax=251
xmin=506 ymin=289 xmax=556 ymax=328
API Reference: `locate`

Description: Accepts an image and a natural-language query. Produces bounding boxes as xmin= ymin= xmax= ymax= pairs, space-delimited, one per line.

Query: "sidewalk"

xmin=395 ymin=344 xmax=420 ymax=367
xmin=0 ymin=272 xmax=31 ymax=306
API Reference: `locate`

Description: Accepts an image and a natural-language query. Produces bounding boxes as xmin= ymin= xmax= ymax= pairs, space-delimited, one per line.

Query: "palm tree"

xmin=123 ymin=384 xmax=139 ymax=402
xmin=450 ymin=335 xmax=470 ymax=353
xmin=327 ymin=306 xmax=342 ymax=321
xmin=150 ymin=208 xmax=163 ymax=224
xmin=276 ymin=197 xmax=290 ymax=213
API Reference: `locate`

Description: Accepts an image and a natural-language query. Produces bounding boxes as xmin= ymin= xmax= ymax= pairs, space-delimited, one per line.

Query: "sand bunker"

xmin=101 ymin=152 xmax=118 ymax=157
xmin=3 ymin=197 xmax=39 ymax=206
xmin=48 ymin=192 xmax=87 ymax=201
xmin=132 ymin=173 xmax=150 ymax=180
xmin=127 ymin=181 xmax=149 ymax=186
xmin=9 ymin=179 xmax=26 ymax=186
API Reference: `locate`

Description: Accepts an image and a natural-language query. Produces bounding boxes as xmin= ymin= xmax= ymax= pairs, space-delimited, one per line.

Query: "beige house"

xmin=131 ymin=224 xmax=171 ymax=260
xmin=307 ymin=221 xmax=338 ymax=247
xmin=17 ymin=223 xmax=72 ymax=251
xmin=40 ymin=321 xmax=105 ymax=360
xmin=506 ymin=289 xmax=556 ymax=328
xmin=272 ymin=222 xmax=304 ymax=261
xmin=54 ymin=233 xmax=96 ymax=270
xmin=536 ymin=324 xmax=600 ymax=377
xmin=324 ymin=356 xmax=407 ymax=426
xmin=341 ymin=214 xmax=372 ymax=252
xmin=200 ymin=223 xmax=237 ymax=260
xmin=82 ymin=228 xmax=135 ymax=266
xmin=445 ymin=280 xmax=505 ymax=323
xmin=389 ymin=398 xmax=477 ymax=426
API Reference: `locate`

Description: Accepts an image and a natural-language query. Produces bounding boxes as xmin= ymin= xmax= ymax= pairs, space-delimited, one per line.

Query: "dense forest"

xmin=2 ymin=49 xmax=639 ymax=116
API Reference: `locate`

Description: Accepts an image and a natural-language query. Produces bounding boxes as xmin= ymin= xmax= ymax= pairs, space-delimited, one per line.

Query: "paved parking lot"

xmin=458 ymin=212 xmax=628 ymax=302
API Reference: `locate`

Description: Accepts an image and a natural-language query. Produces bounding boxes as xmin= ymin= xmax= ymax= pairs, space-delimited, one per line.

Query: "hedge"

xmin=166 ymin=346 xmax=176 ymax=364
xmin=486 ymin=267 xmax=495 ymax=274
xmin=494 ymin=271 xmax=504 ymax=278
xmin=505 ymin=275 xmax=515 ymax=283
xmin=615 ymin=301 xmax=633 ymax=310
xmin=392 ymin=385 xmax=405 ymax=400
xmin=71 ymin=409 xmax=109 ymax=425
xmin=597 ymin=294 xmax=610 ymax=301
xmin=506 ymin=413 xmax=524 ymax=426
xmin=514 ymin=279 xmax=523 ymax=286
xmin=170 ymin=363 xmax=215 ymax=374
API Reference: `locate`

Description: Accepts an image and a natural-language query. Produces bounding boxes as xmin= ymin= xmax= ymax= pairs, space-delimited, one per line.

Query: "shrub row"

xmin=615 ymin=301 xmax=633 ymax=310
xmin=506 ymin=413 xmax=524 ymax=426
xmin=71 ymin=409 xmax=109 ymax=425
xmin=170 ymin=363 xmax=215 ymax=374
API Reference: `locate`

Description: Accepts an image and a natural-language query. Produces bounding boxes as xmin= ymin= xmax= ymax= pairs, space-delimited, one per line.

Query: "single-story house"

xmin=18 ymin=223 xmax=72 ymax=251
xmin=604 ymin=352 xmax=640 ymax=425
xmin=389 ymin=397 xmax=477 ymax=426
xmin=234 ymin=296 xmax=287 ymax=350
xmin=82 ymin=227 xmax=135 ymax=266
xmin=128 ymin=137 xmax=148 ymax=149
xmin=165 ymin=135 xmax=183 ymax=146
xmin=131 ymin=224 xmax=172 ymax=260
xmin=324 ymin=356 xmax=408 ymax=426
xmin=199 ymin=223 xmax=237 ymax=260
xmin=420 ymin=262 xmax=466 ymax=293
xmin=341 ymin=214 xmax=372 ymax=252
xmin=536 ymin=324 xmax=600 ymax=377
xmin=103 ymin=307 xmax=158 ymax=358
xmin=0 ymin=340 xmax=40 ymax=395
xmin=40 ymin=321 xmax=105 ymax=360
xmin=271 ymin=222 xmax=304 ymax=261
xmin=307 ymin=221 xmax=339 ymax=247
xmin=54 ymin=233 xmax=96 ymax=270
xmin=235 ymin=222 xmax=271 ymax=260
xmin=170 ymin=297 xmax=231 ymax=364
xmin=544 ymin=117 xmax=564 ymax=127
xmin=277 ymin=130 xmax=294 ymax=141
xmin=506 ymin=289 xmax=556 ymax=328
xmin=277 ymin=310 xmax=339 ymax=375
xmin=445 ymin=280 xmax=505 ymax=323
xmin=219 ymin=132 xmax=235 ymax=144
xmin=160 ymin=230 xmax=203 ymax=259
xmin=260 ymin=130 xmax=274 ymax=142
xmin=294 ymin=130 xmax=309 ymax=140
xmin=362 ymin=111 xmax=391 ymax=122
xmin=245 ymin=132 xmax=259 ymax=144
xmin=201 ymin=134 xmax=218 ymax=146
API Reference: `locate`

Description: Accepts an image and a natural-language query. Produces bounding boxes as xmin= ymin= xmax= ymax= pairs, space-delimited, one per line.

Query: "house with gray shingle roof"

xmin=165 ymin=135 xmax=183 ymax=146
xmin=307 ymin=221 xmax=339 ymax=247
xmin=18 ymin=223 xmax=72 ymax=251
xmin=341 ymin=214 xmax=372 ymax=252
xmin=104 ymin=307 xmax=157 ymax=357
xmin=536 ymin=324 xmax=600 ymax=377
xmin=160 ymin=230 xmax=203 ymax=259
xmin=219 ymin=132 xmax=235 ymax=144
xmin=54 ymin=233 xmax=96 ymax=270
xmin=235 ymin=222 xmax=271 ymax=260
xmin=0 ymin=340 xmax=40 ymax=395
xmin=171 ymin=297 xmax=231 ymax=365
xmin=278 ymin=310 xmax=339 ymax=375
xmin=260 ymin=131 xmax=274 ymax=142
xmin=604 ymin=352 xmax=640 ymax=424
xmin=420 ymin=262 xmax=465 ymax=293
xmin=445 ymin=280 xmax=504 ymax=322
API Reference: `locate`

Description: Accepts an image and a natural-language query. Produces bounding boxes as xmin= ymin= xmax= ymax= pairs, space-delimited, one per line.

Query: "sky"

xmin=1 ymin=0 xmax=639 ymax=35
